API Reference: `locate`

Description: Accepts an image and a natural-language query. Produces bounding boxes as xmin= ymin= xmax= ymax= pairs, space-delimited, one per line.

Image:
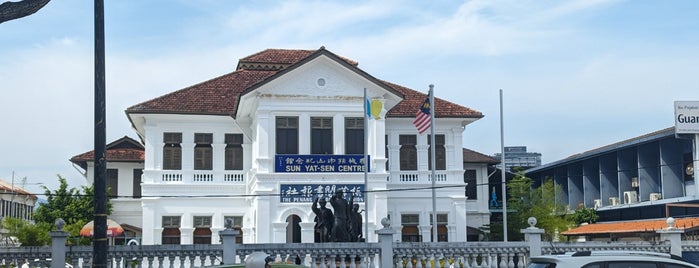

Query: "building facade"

xmin=493 ymin=146 xmax=542 ymax=172
xmin=72 ymin=47 xmax=490 ymax=245
xmin=0 ymin=178 xmax=37 ymax=222
xmin=525 ymin=128 xmax=699 ymax=240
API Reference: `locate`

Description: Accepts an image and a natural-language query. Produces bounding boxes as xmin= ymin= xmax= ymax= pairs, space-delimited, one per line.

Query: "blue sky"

xmin=1 ymin=0 xmax=697 ymax=193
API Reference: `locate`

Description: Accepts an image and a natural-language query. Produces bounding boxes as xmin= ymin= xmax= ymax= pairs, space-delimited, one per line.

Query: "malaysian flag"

xmin=412 ymin=97 xmax=431 ymax=134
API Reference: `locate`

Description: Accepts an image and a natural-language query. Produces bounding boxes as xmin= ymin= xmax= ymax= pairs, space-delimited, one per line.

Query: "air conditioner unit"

xmin=624 ymin=191 xmax=638 ymax=204
xmin=609 ymin=197 xmax=620 ymax=206
xmin=650 ymin=193 xmax=662 ymax=201
xmin=593 ymin=199 xmax=602 ymax=209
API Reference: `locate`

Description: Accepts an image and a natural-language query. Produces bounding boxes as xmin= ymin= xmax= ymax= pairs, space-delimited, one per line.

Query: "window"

xmin=345 ymin=117 xmax=364 ymax=154
xmin=194 ymin=133 xmax=213 ymax=170
xmin=401 ymin=214 xmax=421 ymax=242
xmin=399 ymin=135 xmax=417 ymax=170
xmin=163 ymin=133 xmax=182 ymax=170
xmin=428 ymin=134 xmax=446 ymax=170
xmin=225 ymin=134 xmax=244 ymax=170
xmin=224 ymin=216 xmax=244 ymax=244
xmin=311 ymin=117 xmax=333 ymax=154
xmin=607 ymin=262 xmax=656 ymax=268
xmin=464 ymin=169 xmax=477 ymax=200
xmin=193 ymin=216 xmax=212 ymax=244
xmin=132 ymin=169 xmax=142 ymax=198
xmin=106 ymin=168 xmax=118 ymax=198
xmin=162 ymin=216 xmax=181 ymax=245
xmin=430 ymin=214 xmax=449 ymax=242
xmin=276 ymin=117 xmax=298 ymax=154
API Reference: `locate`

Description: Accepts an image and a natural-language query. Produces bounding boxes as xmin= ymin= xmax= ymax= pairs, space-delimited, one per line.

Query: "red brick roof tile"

xmin=382 ymin=81 xmax=483 ymax=118
xmin=562 ymin=217 xmax=699 ymax=235
xmin=70 ymin=136 xmax=144 ymax=170
xmin=463 ymin=148 xmax=499 ymax=164
xmin=126 ymin=48 xmax=482 ymax=119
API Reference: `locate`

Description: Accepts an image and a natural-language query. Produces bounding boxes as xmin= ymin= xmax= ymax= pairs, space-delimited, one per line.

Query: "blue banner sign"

xmin=275 ymin=154 xmax=370 ymax=173
xmin=280 ymin=184 xmax=365 ymax=203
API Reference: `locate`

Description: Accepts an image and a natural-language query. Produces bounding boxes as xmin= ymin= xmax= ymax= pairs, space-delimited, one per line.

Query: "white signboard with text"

xmin=675 ymin=101 xmax=699 ymax=134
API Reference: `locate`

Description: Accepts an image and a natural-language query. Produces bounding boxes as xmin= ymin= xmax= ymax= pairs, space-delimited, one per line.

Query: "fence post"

xmin=657 ymin=217 xmax=684 ymax=257
xmin=220 ymin=219 xmax=240 ymax=265
xmin=520 ymin=217 xmax=545 ymax=257
xmin=376 ymin=217 xmax=395 ymax=268
xmin=50 ymin=219 xmax=69 ymax=268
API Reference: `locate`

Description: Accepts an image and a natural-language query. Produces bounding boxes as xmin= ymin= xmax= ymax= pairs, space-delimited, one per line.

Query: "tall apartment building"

xmin=493 ymin=146 xmax=542 ymax=172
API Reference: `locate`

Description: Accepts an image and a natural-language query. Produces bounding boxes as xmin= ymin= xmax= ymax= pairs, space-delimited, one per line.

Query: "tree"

xmin=570 ymin=206 xmax=599 ymax=225
xmin=505 ymin=173 xmax=573 ymax=241
xmin=29 ymin=175 xmax=112 ymax=245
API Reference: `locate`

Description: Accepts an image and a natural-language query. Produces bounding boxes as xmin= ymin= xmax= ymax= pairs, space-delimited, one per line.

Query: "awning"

xmin=562 ymin=217 xmax=699 ymax=236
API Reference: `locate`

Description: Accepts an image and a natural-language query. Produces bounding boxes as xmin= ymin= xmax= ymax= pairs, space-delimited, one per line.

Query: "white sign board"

xmin=674 ymin=101 xmax=699 ymax=134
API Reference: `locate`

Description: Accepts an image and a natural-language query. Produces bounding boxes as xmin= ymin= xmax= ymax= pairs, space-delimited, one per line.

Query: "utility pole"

xmin=93 ymin=1 xmax=108 ymax=267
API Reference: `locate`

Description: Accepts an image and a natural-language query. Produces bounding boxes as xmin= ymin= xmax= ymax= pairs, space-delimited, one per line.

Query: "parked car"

xmin=528 ymin=251 xmax=699 ymax=268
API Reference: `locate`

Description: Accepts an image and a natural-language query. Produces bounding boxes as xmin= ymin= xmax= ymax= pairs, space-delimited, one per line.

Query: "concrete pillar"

xmin=220 ymin=228 xmax=240 ymax=265
xmin=520 ymin=217 xmax=545 ymax=257
xmin=50 ymin=219 xmax=69 ymax=268
xmin=657 ymin=217 xmax=684 ymax=256
xmin=376 ymin=217 xmax=395 ymax=268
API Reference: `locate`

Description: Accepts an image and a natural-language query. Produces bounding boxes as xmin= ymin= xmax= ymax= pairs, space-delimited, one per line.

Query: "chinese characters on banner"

xmin=275 ymin=154 xmax=370 ymax=173
xmin=280 ymin=184 xmax=365 ymax=203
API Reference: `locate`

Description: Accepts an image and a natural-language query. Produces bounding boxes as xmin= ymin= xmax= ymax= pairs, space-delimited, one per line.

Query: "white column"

xmin=181 ymin=142 xmax=195 ymax=171
xmin=272 ymin=222 xmax=288 ymax=243
xmin=255 ymin=193 xmax=273 ymax=242
xmin=180 ymin=227 xmax=194 ymax=245
xmin=143 ymin=125 xmax=159 ymax=171
xmin=254 ymin=112 xmax=271 ymax=172
xmin=334 ymin=114 xmax=344 ymax=154
xmin=212 ymin=143 xmax=225 ymax=171
xmin=300 ymin=222 xmax=316 ymax=243
xmin=451 ymin=197 xmax=467 ymax=242
xmin=419 ymin=225 xmax=432 ymax=242
xmin=299 ymin=114 xmax=310 ymax=154
xmin=417 ymin=143 xmax=429 ymax=172
xmin=141 ymin=202 xmax=156 ymax=245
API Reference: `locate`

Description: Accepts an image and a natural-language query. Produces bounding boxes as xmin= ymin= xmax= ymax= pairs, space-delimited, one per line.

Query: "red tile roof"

xmin=70 ymin=136 xmax=144 ymax=169
xmin=0 ymin=179 xmax=36 ymax=199
xmin=463 ymin=148 xmax=499 ymax=164
xmin=126 ymin=48 xmax=482 ymax=119
xmin=382 ymin=81 xmax=482 ymax=118
xmin=562 ymin=217 xmax=699 ymax=236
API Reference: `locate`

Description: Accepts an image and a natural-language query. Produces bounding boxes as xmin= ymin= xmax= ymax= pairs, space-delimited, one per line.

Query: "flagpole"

xmin=363 ymin=87 xmax=369 ymax=242
xmin=500 ymin=89 xmax=508 ymax=242
xmin=429 ymin=85 xmax=438 ymax=243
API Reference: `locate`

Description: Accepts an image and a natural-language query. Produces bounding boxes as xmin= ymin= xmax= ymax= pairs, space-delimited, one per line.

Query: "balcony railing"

xmin=390 ymin=171 xmax=453 ymax=184
xmin=144 ymin=170 xmax=247 ymax=184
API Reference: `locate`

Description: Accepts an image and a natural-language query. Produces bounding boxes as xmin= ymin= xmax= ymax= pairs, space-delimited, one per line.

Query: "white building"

xmin=71 ymin=47 xmax=490 ymax=245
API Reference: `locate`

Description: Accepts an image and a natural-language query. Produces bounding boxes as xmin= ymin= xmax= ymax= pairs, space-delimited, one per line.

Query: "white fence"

xmin=0 ymin=218 xmax=694 ymax=268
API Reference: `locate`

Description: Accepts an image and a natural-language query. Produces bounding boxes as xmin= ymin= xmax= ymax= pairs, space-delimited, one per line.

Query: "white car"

xmin=527 ymin=251 xmax=699 ymax=268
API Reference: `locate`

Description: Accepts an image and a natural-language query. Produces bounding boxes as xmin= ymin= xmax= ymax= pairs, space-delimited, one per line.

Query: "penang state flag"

xmin=412 ymin=97 xmax=431 ymax=134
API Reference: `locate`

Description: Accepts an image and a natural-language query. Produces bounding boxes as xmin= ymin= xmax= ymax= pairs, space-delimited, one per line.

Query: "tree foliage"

xmin=570 ymin=206 xmax=599 ymax=225
xmin=3 ymin=175 xmax=113 ymax=246
xmin=505 ymin=173 xmax=573 ymax=241
xmin=1 ymin=216 xmax=51 ymax=246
